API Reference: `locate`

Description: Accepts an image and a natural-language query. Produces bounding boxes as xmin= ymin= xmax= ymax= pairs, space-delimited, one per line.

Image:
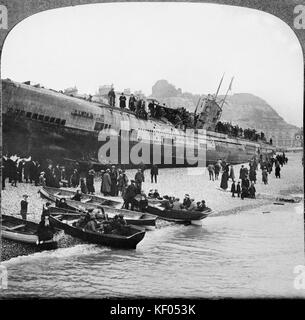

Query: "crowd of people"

xmin=107 ymin=89 xmax=269 ymax=142
xmin=215 ymin=122 xmax=268 ymax=142
xmin=212 ymin=152 xmax=288 ymax=201
xmin=108 ymin=88 xmax=193 ymax=127
xmin=4 ymin=150 xmax=289 ymax=226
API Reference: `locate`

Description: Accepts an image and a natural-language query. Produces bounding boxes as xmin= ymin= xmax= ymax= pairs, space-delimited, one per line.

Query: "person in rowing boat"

xmin=138 ymin=190 xmax=149 ymax=212
xmin=118 ymin=212 xmax=127 ymax=226
xmin=57 ymin=198 xmax=70 ymax=210
xmin=124 ymin=180 xmax=137 ymax=210
xmin=84 ymin=210 xmax=98 ymax=232
xmin=73 ymin=208 xmax=92 ymax=228
xmin=108 ymin=214 xmax=126 ymax=234
xmin=196 ymin=200 xmax=207 ymax=212
xmin=71 ymin=189 xmax=82 ymax=201
xmin=188 ymin=199 xmax=197 ymax=211
xmin=172 ymin=198 xmax=183 ymax=210
xmin=41 ymin=202 xmax=51 ymax=219
xmin=37 ymin=215 xmax=55 ymax=242
xmin=182 ymin=194 xmax=191 ymax=209
xmin=160 ymin=195 xmax=173 ymax=210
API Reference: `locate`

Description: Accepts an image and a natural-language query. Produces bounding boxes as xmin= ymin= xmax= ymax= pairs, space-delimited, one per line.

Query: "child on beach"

xmin=231 ymin=181 xmax=236 ymax=197
xmin=20 ymin=194 xmax=28 ymax=220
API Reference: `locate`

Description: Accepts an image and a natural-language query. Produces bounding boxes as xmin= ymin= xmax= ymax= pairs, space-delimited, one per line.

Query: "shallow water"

xmin=1 ymin=201 xmax=304 ymax=298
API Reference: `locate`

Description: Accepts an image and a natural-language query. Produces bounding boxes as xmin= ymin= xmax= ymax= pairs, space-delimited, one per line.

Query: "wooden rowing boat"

xmin=40 ymin=187 xmax=156 ymax=227
xmin=49 ymin=206 xmax=156 ymax=227
xmin=39 ymin=186 xmax=122 ymax=208
xmin=145 ymin=204 xmax=212 ymax=223
xmin=1 ymin=214 xmax=63 ymax=250
xmin=49 ymin=213 xmax=145 ymax=249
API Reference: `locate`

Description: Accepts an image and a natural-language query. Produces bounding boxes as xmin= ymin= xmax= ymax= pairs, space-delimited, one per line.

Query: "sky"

xmin=1 ymin=2 xmax=303 ymax=127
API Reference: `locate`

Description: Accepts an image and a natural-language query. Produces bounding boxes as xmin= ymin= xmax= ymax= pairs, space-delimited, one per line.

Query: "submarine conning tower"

xmin=195 ymin=95 xmax=222 ymax=131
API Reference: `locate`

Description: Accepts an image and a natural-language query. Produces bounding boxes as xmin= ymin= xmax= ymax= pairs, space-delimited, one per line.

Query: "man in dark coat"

xmin=17 ymin=160 xmax=24 ymax=182
xmin=108 ymin=88 xmax=116 ymax=107
xmin=236 ymin=181 xmax=241 ymax=197
xmin=86 ymin=170 xmax=95 ymax=194
xmin=150 ymin=164 xmax=158 ymax=183
xmin=249 ymin=168 xmax=256 ymax=183
xmin=2 ymin=156 xmax=7 ymax=189
xmin=249 ymin=182 xmax=256 ymax=198
xmin=119 ymin=93 xmax=126 ymax=109
xmin=275 ymin=165 xmax=281 ymax=178
xmin=241 ymin=175 xmax=250 ymax=199
xmin=231 ymin=181 xmax=236 ymax=197
xmin=207 ymin=164 xmax=215 ymax=181
xmin=241 ymin=175 xmax=250 ymax=189
xmin=101 ymin=169 xmax=112 ymax=195
xmin=128 ymin=94 xmax=136 ymax=112
xmin=239 ymin=165 xmax=246 ymax=180
xmin=34 ymin=161 xmax=41 ymax=186
xmin=124 ymin=180 xmax=137 ymax=210
xmin=135 ymin=168 xmax=144 ymax=193
xmin=24 ymin=160 xmax=31 ymax=183
xmin=10 ymin=160 xmax=18 ymax=187
xmin=214 ymin=162 xmax=221 ymax=180
xmin=45 ymin=164 xmax=54 ymax=187
xmin=110 ymin=166 xmax=118 ymax=196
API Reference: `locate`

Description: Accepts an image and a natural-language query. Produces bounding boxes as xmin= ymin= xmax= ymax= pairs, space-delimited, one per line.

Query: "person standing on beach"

xmin=39 ymin=172 xmax=46 ymax=186
xmin=229 ymin=165 xmax=235 ymax=182
xmin=220 ymin=166 xmax=229 ymax=190
xmin=236 ymin=181 xmax=241 ymax=197
xmin=231 ymin=181 xmax=236 ymax=197
xmin=150 ymin=164 xmax=159 ymax=183
xmin=101 ymin=169 xmax=111 ymax=196
xmin=214 ymin=162 xmax=221 ymax=180
xmin=110 ymin=166 xmax=118 ymax=196
xmin=207 ymin=164 xmax=215 ymax=181
xmin=249 ymin=167 xmax=256 ymax=184
xmin=249 ymin=182 xmax=256 ymax=199
xmin=135 ymin=168 xmax=145 ymax=193
xmin=42 ymin=202 xmax=51 ymax=219
xmin=20 ymin=195 xmax=28 ymax=220
xmin=86 ymin=169 xmax=95 ymax=194
xmin=262 ymin=168 xmax=268 ymax=184
xmin=275 ymin=164 xmax=281 ymax=178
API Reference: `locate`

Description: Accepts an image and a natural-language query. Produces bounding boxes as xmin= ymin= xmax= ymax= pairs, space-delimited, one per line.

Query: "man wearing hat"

xmin=183 ymin=194 xmax=191 ymax=209
xmin=135 ymin=168 xmax=144 ymax=194
xmin=20 ymin=195 xmax=29 ymax=220
xmin=101 ymin=168 xmax=111 ymax=196
xmin=124 ymin=180 xmax=137 ymax=210
xmin=41 ymin=202 xmax=52 ymax=219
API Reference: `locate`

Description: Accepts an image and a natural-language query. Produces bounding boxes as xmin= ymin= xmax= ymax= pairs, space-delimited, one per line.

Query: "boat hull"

xmin=1 ymin=214 xmax=61 ymax=250
xmin=49 ymin=215 xmax=145 ymax=249
xmin=40 ymin=187 xmax=157 ymax=227
xmin=146 ymin=205 xmax=211 ymax=222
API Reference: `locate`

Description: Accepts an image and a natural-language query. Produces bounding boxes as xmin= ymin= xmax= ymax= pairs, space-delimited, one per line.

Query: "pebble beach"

xmin=1 ymin=152 xmax=303 ymax=221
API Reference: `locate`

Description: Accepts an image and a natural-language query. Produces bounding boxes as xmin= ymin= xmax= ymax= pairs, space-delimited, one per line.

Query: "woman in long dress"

xmin=220 ymin=167 xmax=229 ymax=190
